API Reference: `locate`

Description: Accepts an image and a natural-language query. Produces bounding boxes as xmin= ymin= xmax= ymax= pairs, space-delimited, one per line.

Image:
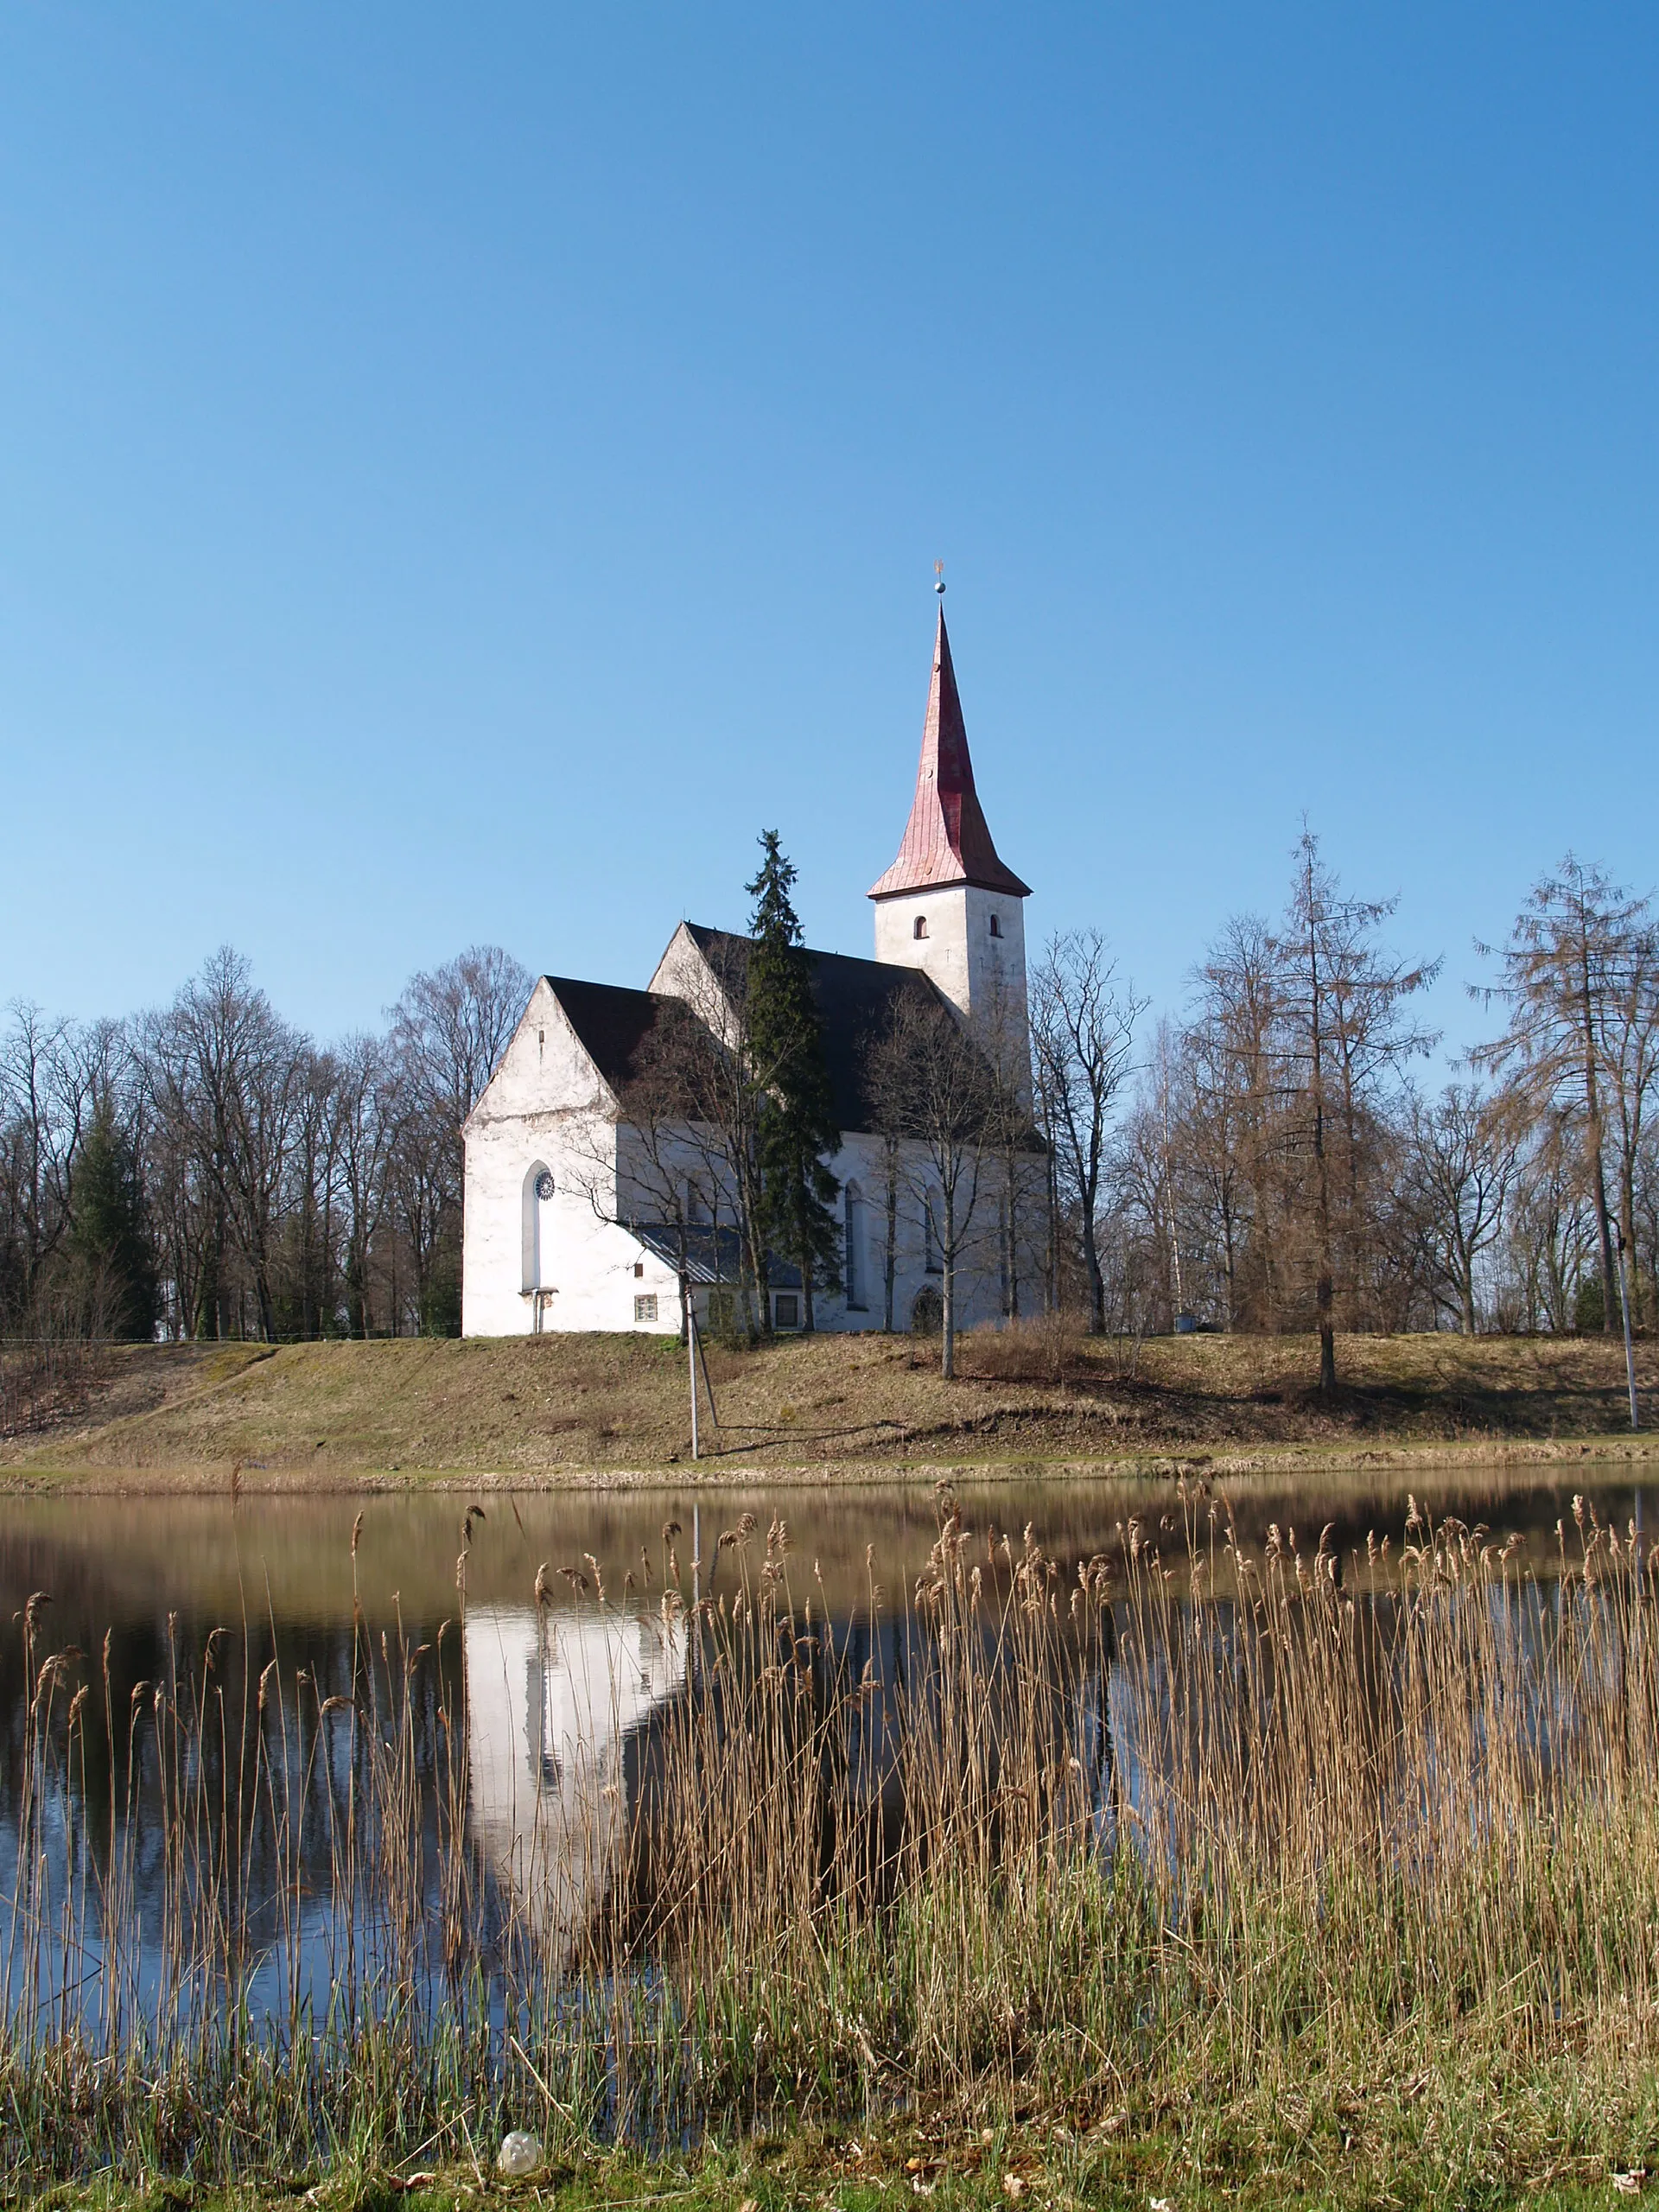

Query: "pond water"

xmin=0 ymin=1459 xmax=1649 ymax=2052
xmin=5 ymin=1459 xmax=1647 ymax=1636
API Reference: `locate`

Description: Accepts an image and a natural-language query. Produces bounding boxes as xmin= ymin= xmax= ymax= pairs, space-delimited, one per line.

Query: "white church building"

xmin=461 ymin=603 xmax=1035 ymax=1338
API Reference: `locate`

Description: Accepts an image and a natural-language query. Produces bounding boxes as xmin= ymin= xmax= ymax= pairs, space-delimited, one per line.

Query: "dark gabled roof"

xmin=545 ymin=977 xmax=680 ymax=1097
xmin=683 ymin=925 xmax=942 ymax=1135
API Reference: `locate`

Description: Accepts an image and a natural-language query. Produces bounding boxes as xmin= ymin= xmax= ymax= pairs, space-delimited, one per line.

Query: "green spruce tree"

xmin=746 ymin=831 xmax=842 ymax=1330
xmin=67 ymin=1096 xmax=158 ymax=1340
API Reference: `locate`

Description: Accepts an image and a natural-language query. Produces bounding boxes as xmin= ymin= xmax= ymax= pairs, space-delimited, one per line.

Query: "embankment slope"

xmin=3 ymin=1329 xmax=1655 ymax=1490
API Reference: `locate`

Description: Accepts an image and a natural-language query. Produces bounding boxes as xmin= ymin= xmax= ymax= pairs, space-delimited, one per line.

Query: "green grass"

xmin=8 ymin=2133 xmax=1651 ymax=2212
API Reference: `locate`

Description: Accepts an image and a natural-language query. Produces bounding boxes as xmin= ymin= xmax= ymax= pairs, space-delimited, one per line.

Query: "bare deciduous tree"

xmin=0 ymin=1001 xmax=99 ymax=1329
xmin=1030 ymin=931 xmax=1144 ymax=1334
xmin=331 ymin=1035 xmax=396 ymax=1339
xmin=385 ymin=945 xmax=531 ymax=1334
xmin=1406 ymin=1081 xmax=1522 ymax=1334
xmin=139 ymin=950 xmax=304 ymax=1342
xmin=865 ymin=988 xmax=1000 ymax=1379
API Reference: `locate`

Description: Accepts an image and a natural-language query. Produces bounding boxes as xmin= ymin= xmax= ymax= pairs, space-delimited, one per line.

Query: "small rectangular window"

xmin=773 ymin=1292 xmax=801 ymax=1330
xmin=634 ymin=1261 xmax=645 ymax=1278
xmin=633 ymin=1294 xmax=658 ymax=1324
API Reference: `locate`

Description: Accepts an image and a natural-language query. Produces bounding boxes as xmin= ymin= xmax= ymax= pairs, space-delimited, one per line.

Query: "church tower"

xmin=868 ymin=594 xmax=1031 ymax=1022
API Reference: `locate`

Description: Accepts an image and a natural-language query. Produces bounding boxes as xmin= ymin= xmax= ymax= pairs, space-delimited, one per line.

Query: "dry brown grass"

xmin=2 ymin=1325 xmax=1655 ymax=1485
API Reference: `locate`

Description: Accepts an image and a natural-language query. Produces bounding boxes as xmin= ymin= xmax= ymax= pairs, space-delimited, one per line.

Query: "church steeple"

xmin=868 ymin=605 xmax=1031 ymax=903
xmin=868 ymin=594 xmax=1031 ymax=1024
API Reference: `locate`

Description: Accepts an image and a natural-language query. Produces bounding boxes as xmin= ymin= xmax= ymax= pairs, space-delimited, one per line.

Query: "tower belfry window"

xmin=988 ymin=913 xmax=1002 ymax=938
xmin=913 ymin=916 xmax=928 ymax=940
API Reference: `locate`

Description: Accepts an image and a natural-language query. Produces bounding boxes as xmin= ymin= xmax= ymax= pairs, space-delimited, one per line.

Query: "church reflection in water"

xmin=464 ymin=1605 xmax=687 ymax=1958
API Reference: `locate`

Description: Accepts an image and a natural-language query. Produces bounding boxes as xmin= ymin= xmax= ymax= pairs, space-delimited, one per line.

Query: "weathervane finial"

xmin=934 ymin=559 xmax=945 ymax=598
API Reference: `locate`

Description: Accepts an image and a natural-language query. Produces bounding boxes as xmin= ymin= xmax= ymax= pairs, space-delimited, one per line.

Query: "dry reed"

xmin=5 ymin=1484 xmax=1659 ymax=2196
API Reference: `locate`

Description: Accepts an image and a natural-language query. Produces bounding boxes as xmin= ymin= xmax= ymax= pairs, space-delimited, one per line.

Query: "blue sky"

xmin=3 ymin=4 xmax=1655 ymax=1063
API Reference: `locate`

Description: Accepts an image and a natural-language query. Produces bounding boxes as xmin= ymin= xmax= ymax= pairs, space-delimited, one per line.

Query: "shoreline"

xmin=7 ymin=1427 xmax=1658 ymax=1497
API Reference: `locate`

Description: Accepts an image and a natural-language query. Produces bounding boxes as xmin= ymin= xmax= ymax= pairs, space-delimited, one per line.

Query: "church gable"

xmin=468 ymin=976 xmax=711 ymax=1136
xmin=544 ymin=978 xmax=684 ymax=1103
xmin=464 ymin=978 xmax=557 ymax=1132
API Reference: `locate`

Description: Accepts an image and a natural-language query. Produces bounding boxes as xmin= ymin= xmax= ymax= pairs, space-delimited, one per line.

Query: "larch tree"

xmin=1272 ymin=833 xmax=1438 ymax=1396
xmin=1186 ymin=914 xmax=1287 ymax=1332
xmin=1474 ymin=858 xmax=1654 ymax=1335
xmin=1593 ymin=912 xmax=1659 ymax=1330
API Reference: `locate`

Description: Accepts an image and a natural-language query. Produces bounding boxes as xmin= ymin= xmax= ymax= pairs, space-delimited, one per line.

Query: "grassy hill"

xmin=3 ymin=1324 xmax=1655 ymax=1488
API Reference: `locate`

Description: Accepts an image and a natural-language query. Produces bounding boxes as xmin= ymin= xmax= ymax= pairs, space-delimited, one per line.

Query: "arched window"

xmin=843 ymin=1181 xmax=864 ymax=1310
xmin=988 ymin=913 xmax=1002 ymax=939
xmin=522 ymin=1162 xmax=554 ymax=1294
xmin=912 ymin=915 xmax=928 ymax=940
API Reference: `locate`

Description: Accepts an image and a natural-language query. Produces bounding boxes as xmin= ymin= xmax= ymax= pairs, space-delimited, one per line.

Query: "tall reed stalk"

xmin=5 ymin=1486 xmax=1659 ymax=2191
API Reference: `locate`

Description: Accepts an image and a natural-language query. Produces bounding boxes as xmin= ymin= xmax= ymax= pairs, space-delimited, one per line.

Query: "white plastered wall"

xmin=462 ymin=958 xmax=1045 ymax=1339
xmin=465 ymin=1605 xmax=685 ymax=1961
xmin=461 ymin=980 xmax=683 ymax=1338
xmin=870 ymin=884 xmax=1027 ymax=1023
xmin=809 ymin=1130 xmax=1042 ymax=1336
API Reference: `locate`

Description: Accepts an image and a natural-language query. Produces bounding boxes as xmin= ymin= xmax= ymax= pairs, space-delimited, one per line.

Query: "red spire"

xmin=868 ymin=606 xmax=1031 ymax=901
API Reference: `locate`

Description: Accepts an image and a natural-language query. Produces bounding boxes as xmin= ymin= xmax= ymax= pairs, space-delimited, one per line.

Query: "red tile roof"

xmin=868 ymin=607 xmax=1031 ymax=901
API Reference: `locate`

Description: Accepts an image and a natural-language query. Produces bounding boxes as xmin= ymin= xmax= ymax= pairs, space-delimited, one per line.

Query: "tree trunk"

xmin=1309 ymin=887 xmax=1338 ymax=1398
xmin=1578 ymin=934 xmax=1621 ymax=1332
xmin=1082 ymin=1220 xmax=1105 ymax=1334
xmin=1221 ymin=1201 xmax=1237 ymax=1331
xmin=1003 ymin=1150 xmax=1020 ymax=1320
xmin=801 ymin=1201 xmax=817 ymax=1332
xmin=1317 ymin=1285 xmax=1337 ymax=1391
xmin=882 ymin=1139 xmax=898 ymax=1332
xmin=1042 ymin=1125 xmax=1058 ymax=1316
xmin=941 ymin=1186 xmax=956 ymax=1381
xmin=740 ymin=1148 xmax=770 ymax=1340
